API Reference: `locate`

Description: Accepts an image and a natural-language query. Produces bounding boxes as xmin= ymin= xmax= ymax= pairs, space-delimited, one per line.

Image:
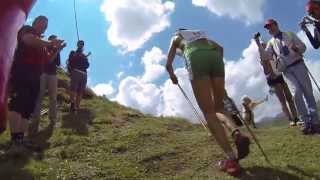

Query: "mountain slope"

xmin=0 ymin=70 xmax=319 ymax=179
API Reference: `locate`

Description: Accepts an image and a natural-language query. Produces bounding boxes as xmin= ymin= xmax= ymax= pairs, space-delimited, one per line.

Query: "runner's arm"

xmin=166 ymin=38 xmax=178 ymax=76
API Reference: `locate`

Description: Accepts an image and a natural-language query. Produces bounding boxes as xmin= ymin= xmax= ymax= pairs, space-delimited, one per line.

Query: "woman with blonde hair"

xmin=242 ymin=95 xmax=268 ymax=128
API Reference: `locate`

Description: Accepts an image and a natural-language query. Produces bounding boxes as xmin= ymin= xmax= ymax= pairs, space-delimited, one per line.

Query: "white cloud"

xmin=92 ymin=81 xmax=115 ymax=97
xmin=191 ymin=0 xmax=266 ymax=25
xmin=117 ymin=71 xmax=124 ymax=79
xmin=114 ymin=47 xmax=168 ymax=115
xmin=115 ymin=76 xmax=162 ymax=115
xmin=224 ymin=40 xmax=279 ymax=121
xmin=113 ymin=36 xmax=320 ymax=124
xmin=159 ymin=68 xmax=205 ymax=123
xmin=100 ymin=0 xmax=175 ymax=52
xmin=113 ymin=41 xmax=275 ymax=123
xmin=141 ymin=47 xmax=166 ymax=83
xmin=192 ymin=0 xmax=207 ymax=6
xmin=115 ymin=66 xmax=203 ymax=123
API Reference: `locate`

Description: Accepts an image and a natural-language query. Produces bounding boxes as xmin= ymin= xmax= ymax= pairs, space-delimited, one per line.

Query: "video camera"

xmin=254 ymin=32 xmax=261 ymax=39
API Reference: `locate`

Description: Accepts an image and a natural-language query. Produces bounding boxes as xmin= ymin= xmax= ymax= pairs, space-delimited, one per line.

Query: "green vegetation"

xmin=0 ymin=71 xmax=319 ymax=179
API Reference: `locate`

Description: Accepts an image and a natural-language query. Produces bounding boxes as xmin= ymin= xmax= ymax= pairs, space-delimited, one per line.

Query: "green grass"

xmin=0 ymin=72 xmax=320 ymax=179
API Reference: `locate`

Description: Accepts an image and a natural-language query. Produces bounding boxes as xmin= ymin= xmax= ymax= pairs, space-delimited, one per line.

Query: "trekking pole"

xmin=177 ymin=83 xmax=209 ymax=131
xmin=305 ymin=64 xmax=320 ymax=93
xmin=236 ymin=113 xmax=272 ymax=165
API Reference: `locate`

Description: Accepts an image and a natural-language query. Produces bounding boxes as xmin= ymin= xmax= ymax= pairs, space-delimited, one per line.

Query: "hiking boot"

xmin=234 ymin=133 xmax=250 ymax=160
xmin=218 ymin=158 xmax=241 ymax=176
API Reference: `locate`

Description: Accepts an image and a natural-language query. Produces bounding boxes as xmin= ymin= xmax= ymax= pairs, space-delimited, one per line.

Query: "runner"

xmin=67 ymin=40 xmax=90 ymax=112
xmin=166 ymin=28 xmax=250 ymax=176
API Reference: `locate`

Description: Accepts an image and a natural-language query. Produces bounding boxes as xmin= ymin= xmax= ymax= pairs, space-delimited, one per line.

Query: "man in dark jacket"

xmin=67 ymin=40 xmax=90 ymax=112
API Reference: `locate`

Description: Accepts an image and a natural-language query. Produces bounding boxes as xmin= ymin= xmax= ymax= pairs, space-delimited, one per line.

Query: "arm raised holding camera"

xmin=253 ymin=33 xmax=277 ymax=78
xmin=47 ymin=38 xmax=66 ymax=63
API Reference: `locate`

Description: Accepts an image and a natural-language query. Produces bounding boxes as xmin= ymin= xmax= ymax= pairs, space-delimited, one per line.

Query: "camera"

xmin=254 ymin=32 xmax=261 ymax=39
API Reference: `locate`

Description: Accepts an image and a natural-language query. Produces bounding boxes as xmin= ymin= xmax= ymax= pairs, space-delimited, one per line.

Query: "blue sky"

xmin=28 ymin=0 xmax=320 ymax=122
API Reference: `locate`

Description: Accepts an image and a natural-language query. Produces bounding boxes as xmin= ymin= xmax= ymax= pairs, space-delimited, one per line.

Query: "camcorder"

xmin=254 ymin=32 xmax=261 ymax=39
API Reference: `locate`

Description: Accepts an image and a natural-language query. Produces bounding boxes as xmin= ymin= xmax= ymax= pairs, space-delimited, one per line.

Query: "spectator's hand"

xmin=86 ymin=52 xmax=92 ymax=57
xmin=169 ymin=73 xmax=178 ymax=84
xmin=289 ymin=43 xmax=299 ymax=53
xmin=50 ymin=39 xmax=66 ymax=51
xmin=299 ymin=17 xmax=309 ymax=32
xmin=253 ymin=32 xmax=261 ymax=40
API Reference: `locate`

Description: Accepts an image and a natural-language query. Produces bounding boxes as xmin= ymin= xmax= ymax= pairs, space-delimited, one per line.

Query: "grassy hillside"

xmin=0 ymin=71 xmax=319 ymax=179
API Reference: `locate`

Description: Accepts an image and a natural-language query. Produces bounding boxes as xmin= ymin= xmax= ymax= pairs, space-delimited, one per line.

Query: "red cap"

xmin=306 ymin=1 xmax=315 ymax=12
xmin=264 ymin=18 xmax=277 ymax=29
xmin=306 ymin=1 xmax=320 ymax=13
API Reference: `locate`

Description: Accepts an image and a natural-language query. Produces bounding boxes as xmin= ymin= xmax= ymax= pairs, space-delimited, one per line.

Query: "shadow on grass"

xmin=0 ymin=120 xmax=56 ymax=179
xmin=61 ymin=108 xmax=95 ymax=135
xmin=287 ymin=165 xmax=320 ymax=180
xmin=0 ymin=143 xmax=34 ymax=180
xmin=239 ymin=166 xmax=300 ymax=180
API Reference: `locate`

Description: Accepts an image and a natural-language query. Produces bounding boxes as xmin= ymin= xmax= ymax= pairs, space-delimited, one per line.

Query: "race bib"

xmin=178 ymin=30 xmax=208 ymax=43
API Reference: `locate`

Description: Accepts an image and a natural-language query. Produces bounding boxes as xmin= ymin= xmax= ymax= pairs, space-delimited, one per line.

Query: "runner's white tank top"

xmin=178 ymin=30 xmax=208 ymax=43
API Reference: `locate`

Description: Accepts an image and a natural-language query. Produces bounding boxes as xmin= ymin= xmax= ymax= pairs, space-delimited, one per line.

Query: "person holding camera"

xmin=253 ymin=32 xmax=299 ymax=127
xmin=8 ymin=16 xmax=66 ymax=154
xmin=259 ymin=18 xmax=318 ymax=135
xmin=31 ymin=34 xmax=65 ymax=134
xmin=300 ymin=0 xmax=320 ymax=49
